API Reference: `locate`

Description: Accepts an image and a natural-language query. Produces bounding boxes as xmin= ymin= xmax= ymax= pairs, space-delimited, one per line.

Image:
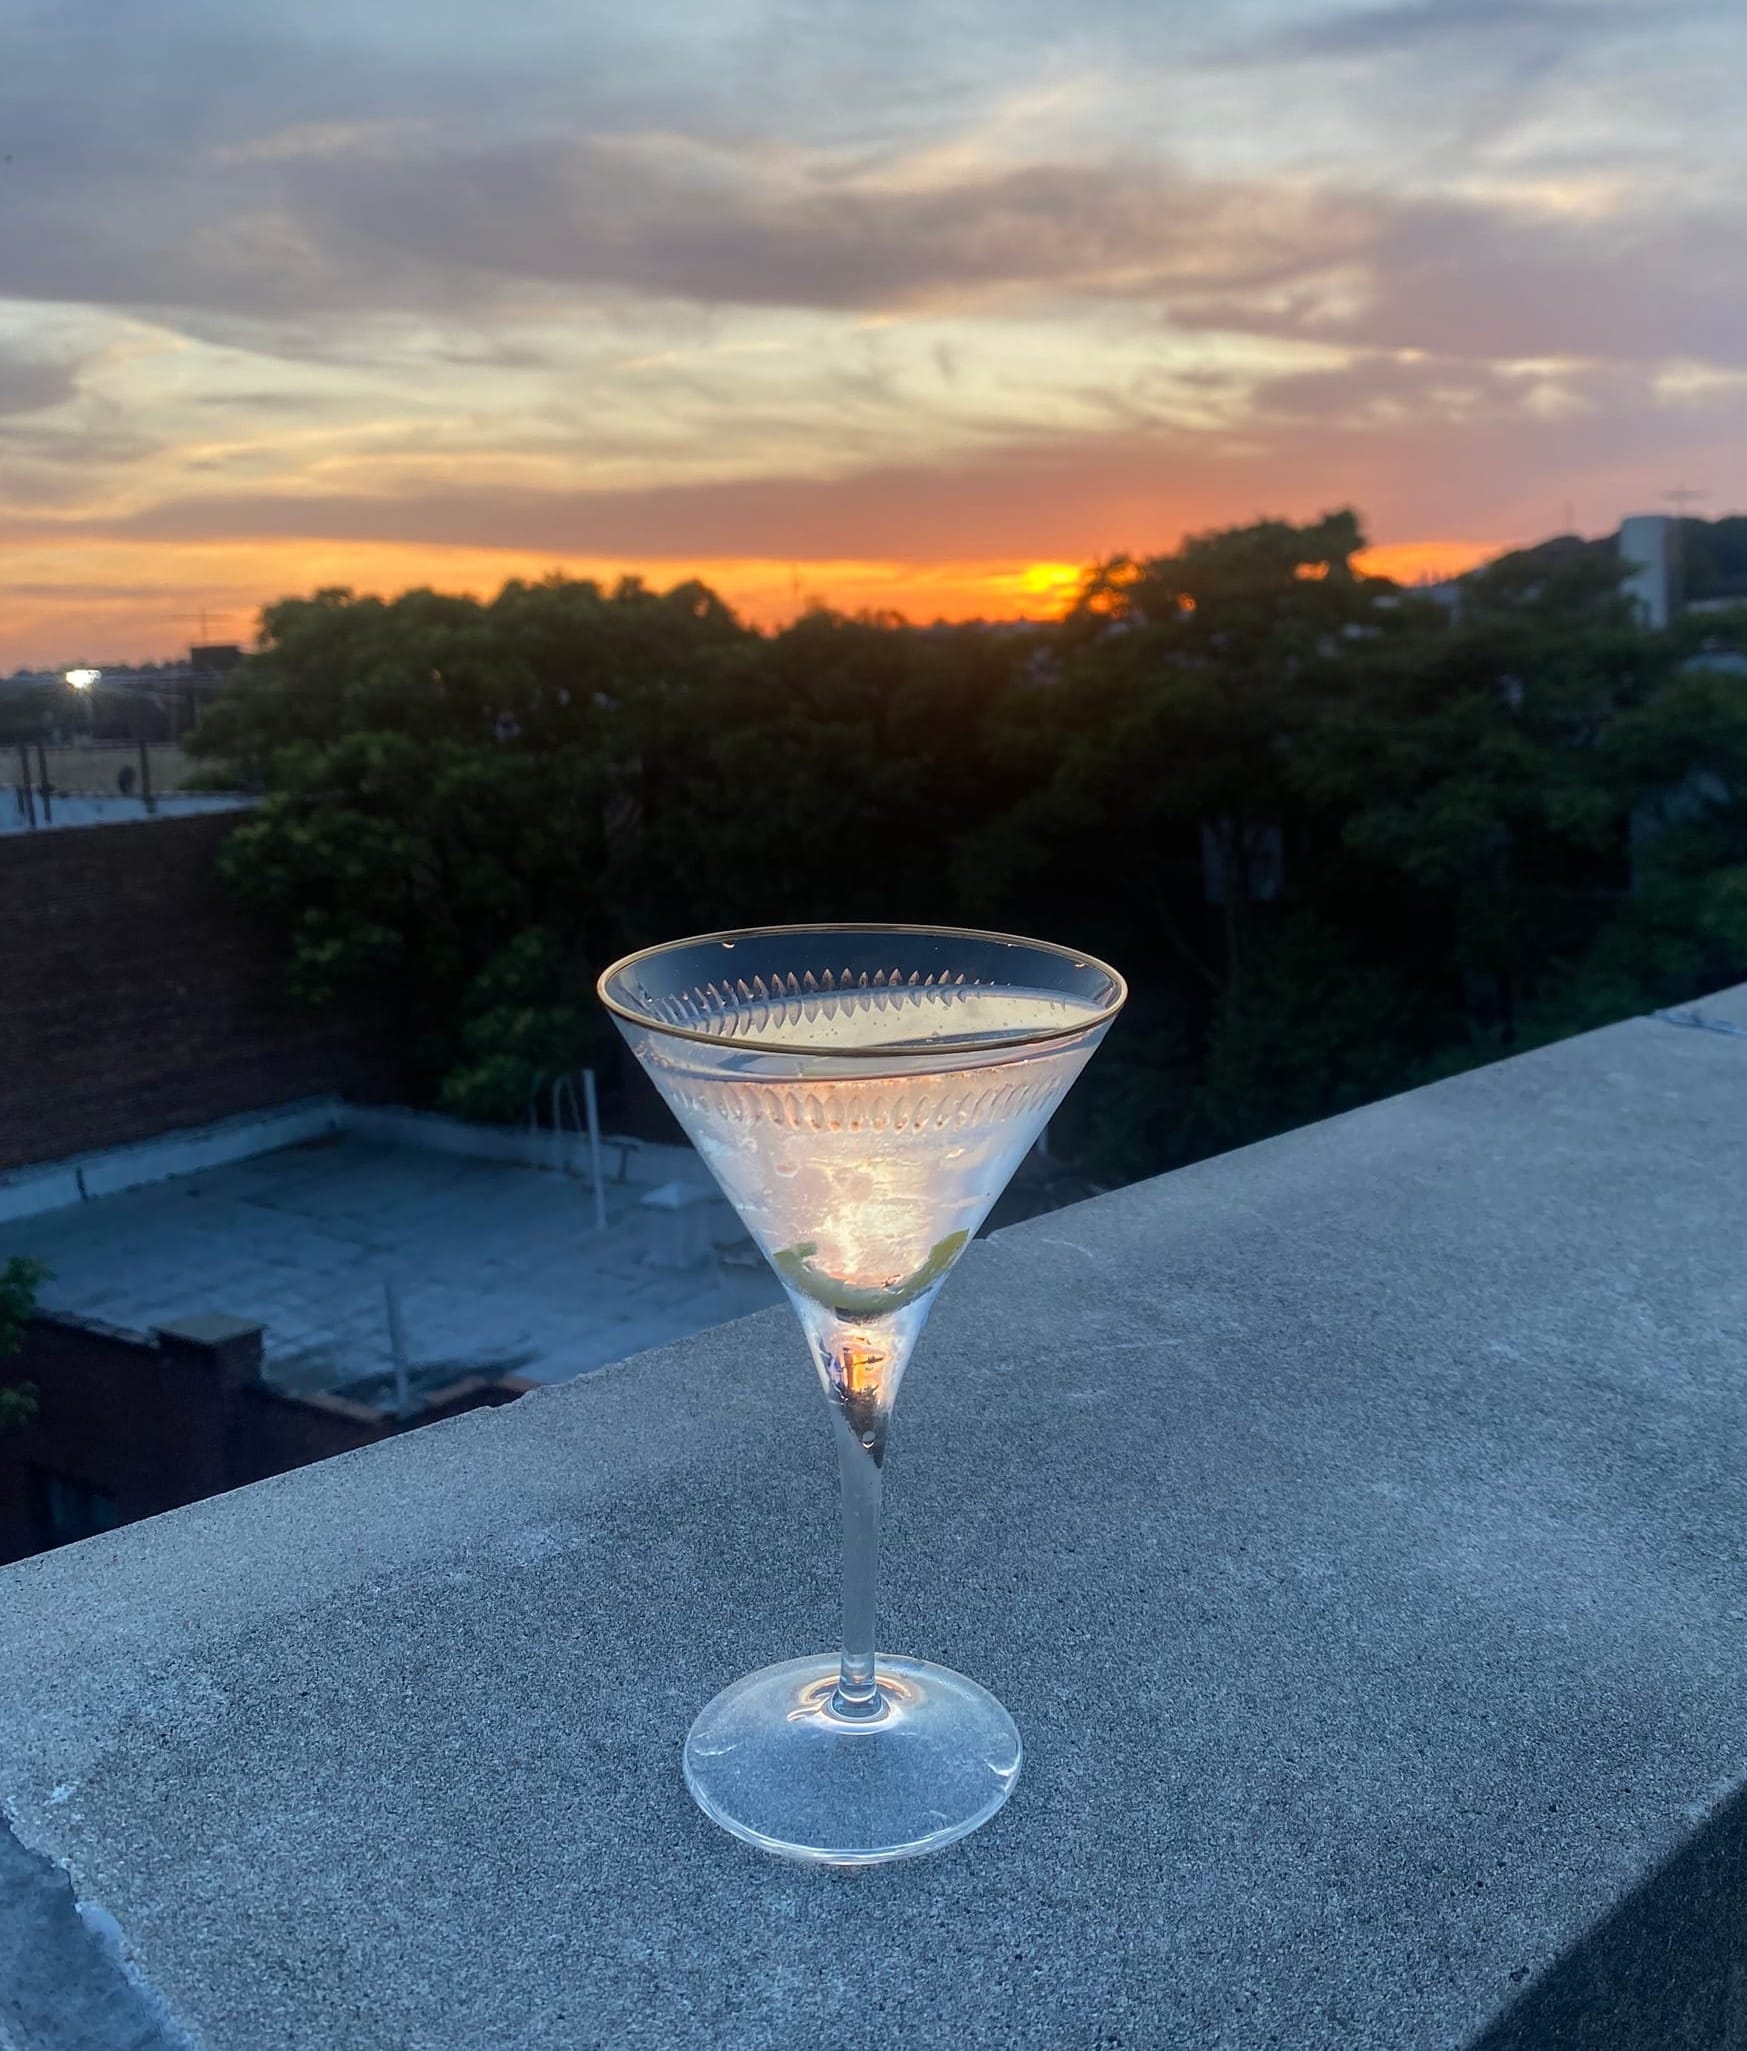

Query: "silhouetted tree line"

xmin=187 ymin=510 xmax=1747 ymax=1184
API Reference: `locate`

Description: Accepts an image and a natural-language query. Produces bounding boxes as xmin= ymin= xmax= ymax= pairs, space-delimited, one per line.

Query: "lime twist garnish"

xmin=772 ymin=1231 xmax=970 ymax=1316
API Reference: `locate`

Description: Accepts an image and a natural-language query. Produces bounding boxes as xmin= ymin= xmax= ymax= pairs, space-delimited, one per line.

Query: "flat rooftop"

xmin=7 ymin=991 xmax=1747 ymax=2046
xmin=7 ymin=1126 xmax=782 ymax=1393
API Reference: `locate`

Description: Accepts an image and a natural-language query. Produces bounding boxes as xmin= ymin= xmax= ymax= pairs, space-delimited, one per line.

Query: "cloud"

xmin=6 ymin=94 xmax=1739 ymax=386
xmin=188 ymin=390 xmax=341 ymax=412
xmin=0 ymin=121 xmax=1369 ymax=321
xmin=0 ymin=0 xmax=1743 ymax=668
xmin=0 ymin=0 xmax=1738 ymax=370
xmin=1253 ymin=349 xmax=1627 ymax=439
xmin=10 ymin=346 xmax=1737 ymax=568
xmin=1245 ymin=0 xmax=1649 ymax=62
xmin=0 ymin=352 xmax=77 ymax=417
xmin=213 ymin=120 xmax=432 ymax=167
xmin=1155 ymin=188 xmax=1747 ymax=368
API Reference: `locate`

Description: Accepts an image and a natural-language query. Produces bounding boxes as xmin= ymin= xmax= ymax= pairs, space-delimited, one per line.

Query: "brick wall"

xmin=0 ymin=812 xmax=395 ymax=1172
xmin=0 ymin=1312 xmax=531 ymax=1564
xmin=0 ymin=1312 xmax=236 ymax=1560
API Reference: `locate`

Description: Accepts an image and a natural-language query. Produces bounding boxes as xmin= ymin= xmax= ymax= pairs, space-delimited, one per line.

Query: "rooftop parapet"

xmin=5 ymin=993 xmax=1747 ymax=2047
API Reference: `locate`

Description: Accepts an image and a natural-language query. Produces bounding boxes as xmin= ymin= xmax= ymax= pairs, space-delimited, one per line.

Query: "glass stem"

xmin=800 ymin=1308 xmax=920 ymax=1723
xmin=829 ymin=1397 xmax=889 ymax=1720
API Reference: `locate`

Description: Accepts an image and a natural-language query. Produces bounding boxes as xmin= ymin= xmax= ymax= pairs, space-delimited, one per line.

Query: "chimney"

xmin=153 ymin=1313 xmax=265 ymax=1385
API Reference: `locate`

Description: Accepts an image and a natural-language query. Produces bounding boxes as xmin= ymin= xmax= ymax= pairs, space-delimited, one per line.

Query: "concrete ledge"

xmin=0 ymin=793 xmax=253 ymax=838
xmin=0 ymin=1099 xmax=695 ymax=1225
xmin=343 ymin=1103 xmax=698 ymax=1186
xmin=0 ymin=1100 xmax=345 ymax=1224
xmin=5 ymin=996 xmax=1747 ymax=2047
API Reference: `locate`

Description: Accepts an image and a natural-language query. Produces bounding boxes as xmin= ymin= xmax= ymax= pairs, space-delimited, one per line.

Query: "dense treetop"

xmin=186 ymin=515 xmax=1747 ymax=1183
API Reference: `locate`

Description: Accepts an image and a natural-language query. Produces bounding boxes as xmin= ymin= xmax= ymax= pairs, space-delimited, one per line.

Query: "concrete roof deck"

xmin=5 ymin=991 xmax=1747 ymax=2047
xmin=7 ymin=1130 xmax=781 ymax=1392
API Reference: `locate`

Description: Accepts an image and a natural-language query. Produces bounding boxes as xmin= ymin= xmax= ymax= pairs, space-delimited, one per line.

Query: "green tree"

xmin=0 ymin=1256 xmax=45 ymax=1430
xmin=191 ymin=516 xmax=1747 ymax=1185
xmin=192 ymin=576 xmax=751 ymax=1115
xmin=960 ymin=510 xmax=1387 ymax=989
xmin=1282 ymin=534 xmax=1665 ymax=1047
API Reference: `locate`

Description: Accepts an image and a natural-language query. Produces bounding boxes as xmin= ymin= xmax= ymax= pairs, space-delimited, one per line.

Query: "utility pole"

xmin=1663 ymin=483 xmax=1710 ymax=517
xmin=171 ymin=605 xmax=248 ymax=653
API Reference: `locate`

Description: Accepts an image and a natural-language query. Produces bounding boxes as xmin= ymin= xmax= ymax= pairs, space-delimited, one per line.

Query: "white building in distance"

xmin=1619 ymin=514 xmax=1681 ymax=629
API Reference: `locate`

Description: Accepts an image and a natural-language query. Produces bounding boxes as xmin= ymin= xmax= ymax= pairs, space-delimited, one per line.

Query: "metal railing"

xmin=8 ymin=742 xmax=206 ymax=824
xmin=526 ymin=1068 xmax=620 ymax=1232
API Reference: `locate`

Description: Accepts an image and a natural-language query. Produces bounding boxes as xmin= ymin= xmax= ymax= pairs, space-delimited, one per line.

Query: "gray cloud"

xmin=0 ymin=151 xmax=1631 ymax=386
xmin=1249 ymin=0 xmax=1647 ymax=62
xmin=1177 ymin=198 xmax=1747 ymax=367
xmin=0 ymin=127 xmax=1357 ymax=320
xmin=1256 ymin=353 xmax=1507 ymax=422
xmin=0 ymin=353 xmax=77 ymax=417
xmin=0 ymin=0 xmax=1736 ymax=376
xmin=1249 ymin=351 xmax=1660 ymax=448
xmin=189 ymin=390 xmax=341 ymax=412
xmin=3 ymin=86 xmax=1739 ymax=381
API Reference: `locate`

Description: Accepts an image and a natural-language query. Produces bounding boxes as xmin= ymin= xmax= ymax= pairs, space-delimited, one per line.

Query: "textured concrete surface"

xmin=4 ymin=998 xmax=1747 ymax=2048
xmin=6 ymin=1134 xmax=779 ymax=1391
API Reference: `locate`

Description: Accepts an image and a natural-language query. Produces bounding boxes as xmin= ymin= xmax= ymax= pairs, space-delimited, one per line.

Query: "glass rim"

xmin=596 ymin=921 xmax=1128 ymax=1058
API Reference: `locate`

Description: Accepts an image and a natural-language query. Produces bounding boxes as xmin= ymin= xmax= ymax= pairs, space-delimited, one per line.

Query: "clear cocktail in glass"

xmin=599 ymin=924 xmax=1125 ymax=1864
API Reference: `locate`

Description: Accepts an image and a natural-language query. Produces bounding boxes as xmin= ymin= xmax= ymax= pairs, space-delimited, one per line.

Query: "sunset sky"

xmin=2 ymin=0 xmax=1744 ymax=664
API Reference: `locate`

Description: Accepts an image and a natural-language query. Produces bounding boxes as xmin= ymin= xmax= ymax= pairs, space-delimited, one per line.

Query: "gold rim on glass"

xmin=596 ymin=922 xmax=1128 ymax=1059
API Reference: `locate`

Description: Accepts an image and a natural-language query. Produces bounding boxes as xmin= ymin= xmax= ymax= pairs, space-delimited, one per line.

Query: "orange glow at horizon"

xmin=1353 ymin=539 xmax=1508 ymax=586
xmin=0 ymin=534 xmax=1513 ymax=666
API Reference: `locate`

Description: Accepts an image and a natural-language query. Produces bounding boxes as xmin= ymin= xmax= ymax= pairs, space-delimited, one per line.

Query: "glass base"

xmin=682 ymin=1653 xmax=1022 ymax=1866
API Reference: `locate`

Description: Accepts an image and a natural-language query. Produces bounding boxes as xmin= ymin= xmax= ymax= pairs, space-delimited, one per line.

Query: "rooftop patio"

xmin=5 ymin=1113 xmax=779 ymax=1395
xmin=4 ymin=989 xmax=1747 ymax=2048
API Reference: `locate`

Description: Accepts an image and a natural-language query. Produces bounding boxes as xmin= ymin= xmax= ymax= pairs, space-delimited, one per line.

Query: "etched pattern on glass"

xmin=633 ymin=979 xmax=1101 ymax=1315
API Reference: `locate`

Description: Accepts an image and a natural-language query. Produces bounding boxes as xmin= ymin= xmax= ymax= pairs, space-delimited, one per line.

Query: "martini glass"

xmin=598 ymin=924 xmax=1125 ymax=1865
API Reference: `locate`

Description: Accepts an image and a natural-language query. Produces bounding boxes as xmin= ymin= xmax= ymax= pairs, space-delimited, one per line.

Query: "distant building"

xmin=2 ymin=1307 xmax=532 ymax=1561
xmin=0 ymin=1101 xmax=780 ymax=1563
xmin=1409 ymin=512 xmax=1747 ymax=628
xmin=0 ymin=801 xmax=792 ymax=1560
xmin=1680 ymin=647 xmax=1747 ymax=678
xmin=1619 ymin=514 xmax=1682 ymax=629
